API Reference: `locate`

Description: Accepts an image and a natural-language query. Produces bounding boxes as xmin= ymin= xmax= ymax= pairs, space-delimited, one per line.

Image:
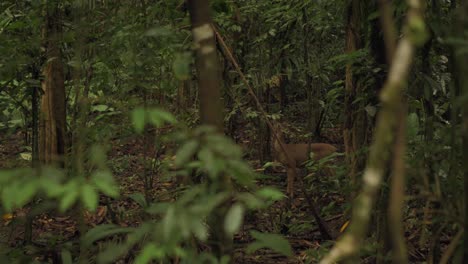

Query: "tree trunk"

xmin=39 ymin=1 xmax=67 ymax=166
xmin=463 ymin=78 xmax=468 ymax=264
xmin=188 ymin=0 xmax=223 ymax=130
xmin=302 ymin=8 xmax=320 ymax=138
xmin=278 ymin=69 xmax=288 ymax=111
xmin=187 ymin=0 xmax=231 ymax=259
xmin=31 ymin=65 xmax=40 ymax=169
xmin=343 ymin=0 xmax=367 ymax=184
xmin=452 ymin=2 xmax=468 ymax=262
xmin=371 ymin=2 xmax=396 ymax=261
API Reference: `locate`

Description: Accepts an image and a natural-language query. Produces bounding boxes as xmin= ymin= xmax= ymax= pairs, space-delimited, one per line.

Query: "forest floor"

xmin=0 ymin=129 xmax=348 ymax=263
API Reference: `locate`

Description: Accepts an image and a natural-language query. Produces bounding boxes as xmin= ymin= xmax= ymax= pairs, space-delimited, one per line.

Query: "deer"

xmin=270 ymin=121 xmax=337 ymax=198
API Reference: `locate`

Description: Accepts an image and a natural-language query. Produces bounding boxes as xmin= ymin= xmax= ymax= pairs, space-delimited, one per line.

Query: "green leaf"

xmin=156 ymin=109 xmax=176 ymax=124
xmin=39 ymin=167 xmax=66 ymax=198
xmin=219 ymin=256 xmax=231 ymax=264
xmin=209 ymin=134 xmax=242 ymax=158
xmin=129 ymin=192 xmax=147 ymax=208
xmin=173 ymin=246 xmax=186 ymax=258
xmin=97 ymin=243 xmax=131 ymax=264
xmin=92 ymin=104 xmax=109 ymax=112
xmin=61 ymin=249 xmax=72 ymax=264
xmin=16 ymin=179 xmax=39 ymax=208
xmin=41 ymin=176 xmax=64 ymax=197
xmin=81 ymin=184 xmax=99 ymax=212
xmin=256 ymin=187 xmax=285 ymax=201
xmin=1 ymin=182 xmax=16 ymax=212
xmin=364 ymin=105 xmax=377 ymax=117
xmin=407 ymin=112 xmax=420 ymax=140
xmin=173 ymin=52 xmax=191 ymax=81
xmin=224 ymin=203 xmax=244 ymax=236
xmin=92 ymin=171 xmax=119 ymax=198
xmin=145 ymin=26 xmax=172 ymax=37
xmin=131 ymin=108 xmax=146 ymax=133
xmin=19 ymin=152 xmax=32 ymax=161
xmin=148 ymin=108 xmax=176 ymax=127
xmin=190 ymin=192 xmax=228 ymax=215
xmin=262 ymin=161 xmax=282 ymax=169
xmin=0 ymin=170 xmax=13 ymax=185
xmin=191 ymin=219 xmax=208 ymax=241
xmin=82 ymin=224 xmax=132 ymax=248
xmin=177 ymin=211 xmax=190 ymax=238
xmin=193 ymin=125 xmax=217 ymax=136
xmin=237 ymin=193 xmax=263 ymax=209
xmin=247 ymin=231 xmax=292 ymax=257
xmin=228 ymin=160 xmax=254 ymax=185
xmin=174 ymin=140 xmax=199 ymax=167
xmin=163 ymin=206 xmax=175 ymax=240
xmin=89 ymin=146 xmax=107 ymax=167
xmin=198 ymin=148 xmax=219 ymax=178
xmin=145 ymin=202 xmax=170 ymax=215
xmin=134 ymin=243 xmax=164 ymax=264
xmin=59 ymin=186 xmax=79 ymax=212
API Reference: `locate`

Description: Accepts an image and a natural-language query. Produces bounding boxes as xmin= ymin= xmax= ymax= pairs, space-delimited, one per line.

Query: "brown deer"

xmin=270 ymin=122 xmax=337 ymax=198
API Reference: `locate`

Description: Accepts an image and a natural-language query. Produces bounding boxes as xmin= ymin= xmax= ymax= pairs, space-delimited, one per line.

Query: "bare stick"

xmin=379 ymin=1 xmax=409 ymax=263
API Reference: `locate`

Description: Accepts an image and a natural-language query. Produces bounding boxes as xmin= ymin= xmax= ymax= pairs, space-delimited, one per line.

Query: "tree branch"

xmin=320 ymin=0 xmax=427 ymax=262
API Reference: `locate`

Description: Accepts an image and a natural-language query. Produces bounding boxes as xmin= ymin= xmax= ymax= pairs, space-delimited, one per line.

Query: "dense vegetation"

xmin=0 ymin=0 xmax=467 ymax=263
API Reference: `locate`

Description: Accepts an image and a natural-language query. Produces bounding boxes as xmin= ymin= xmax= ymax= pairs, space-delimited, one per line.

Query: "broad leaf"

xmin=174 ymin=140 xmax=199 ymax=167
xmin=81 ymin=184 xmax=99 ymax=212
xmin=92 ymin=171 xmax=119 ymax=198
xmin=82 ymin=224 xmax=133 ymax=248
xmin=134 ymin=243 xmax=164 ymax=264
xmin=224 ymin=203 xmax=244 ymax=236
xmin=131 ymin=108 xmax=146 ymax=133
xmin=129 ymin=192 xmax=147 ymax=208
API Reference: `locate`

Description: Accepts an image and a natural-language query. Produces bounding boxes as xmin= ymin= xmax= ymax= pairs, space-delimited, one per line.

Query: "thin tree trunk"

xmin=378 ymin=0 xmax=397 ymax=64
xmin=343 ymin=0 xmax=367 ymax=184
xmin=302 ymin=8 xmax=320 ymax=138
xmin=452 ymin=2 xmax=468 ymax=262
xmin=31 ymin=66 xmax=40 ymax=169
xmin=187 ymin=0 xmax=231 ymax=259
xmin=39 ymin=0 xmax=67 ymax=166
xmin=188 ymin=0 xmax=223 ymax=130
xmin=24 ymin=65 xmax=41 ymax=245
xmin=463 ymin=86 xmax=468 ymax=264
